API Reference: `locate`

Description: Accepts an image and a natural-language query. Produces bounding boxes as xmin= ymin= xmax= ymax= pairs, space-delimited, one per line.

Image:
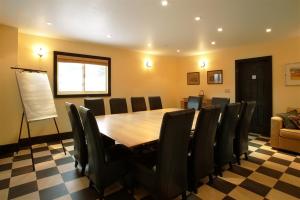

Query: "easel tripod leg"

xmin=54 ymin=118 xmax=66 ymax=155
xmin=26 ymin=122 xmax=35 ymax=171
xmin=16 ymin=112 xmax=25 ymax=154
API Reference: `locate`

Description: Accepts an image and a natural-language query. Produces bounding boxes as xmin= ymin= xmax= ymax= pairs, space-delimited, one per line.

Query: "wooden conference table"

xmin=96 ymin=108 xmax=199 ymax=148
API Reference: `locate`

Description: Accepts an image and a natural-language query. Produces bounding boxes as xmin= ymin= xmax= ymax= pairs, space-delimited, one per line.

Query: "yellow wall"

xmin=176 ymin=37 xmax=300 ymax=115
xmin=0 ymin=24 xmax=180 ymax=145
xmin=0 ymin=25 xmax=20 ymax=146
xmin=1 ymin=23 xmax=300 ymax=145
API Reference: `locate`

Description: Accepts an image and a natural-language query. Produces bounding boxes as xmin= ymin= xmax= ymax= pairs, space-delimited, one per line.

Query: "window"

xmin=54 ymin=51 xmax=111 ymax=97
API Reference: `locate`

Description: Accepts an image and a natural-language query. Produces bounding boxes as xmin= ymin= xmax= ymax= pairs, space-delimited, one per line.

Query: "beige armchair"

xmin=270 ymin=108 xmax=300 ymax=153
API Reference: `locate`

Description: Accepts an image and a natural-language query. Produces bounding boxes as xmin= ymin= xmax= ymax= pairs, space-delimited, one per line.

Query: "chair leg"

xmin=99 ymin=190 xmax=104 ymax=200
xmin=81 ymin=164 xmax=86 ymax=176
xmin=229 ymin=162 xmax=233 ymax=169
xmin=236 ymin=155 xmax=241 ymax=165
xmin=214 ymin=166 xmax=222 ymax=177
xmin=75 ymin=160 xmax=78 ymax=168
xmin=182 ymin=192 xmax=187 ymax=200
xmin=209 ymin=174 xmax=214 ymax=184
xmin=244 ymin=153 xmax=248 ymax=160
xmin=219 ymin=171 xmax=223 ymax=177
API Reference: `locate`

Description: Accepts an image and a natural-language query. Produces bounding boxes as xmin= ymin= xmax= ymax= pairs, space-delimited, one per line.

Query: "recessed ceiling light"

xmin=147 ymin=43 xmax=152 ymax=47
xmin=161 ymin=0 xmax=168 ymax=6
xmin=176 ymin=49 xmax=180 ymax=53
xmin=106 ymin=34 xmax=112 ymax=38
xmin=266 ymin=28 xmax=272 ymax=33
xmin=217 ymin=27 xmax=223 ymax=32
xmin=46 ymin=22 xmax=52 ymax=26
xmin=195 ymin=17 xmax=201 ymax=21
xmin=211 ymin=41 xmax=216 ymax=45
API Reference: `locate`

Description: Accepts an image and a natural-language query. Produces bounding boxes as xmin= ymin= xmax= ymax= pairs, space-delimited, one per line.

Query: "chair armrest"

xmin=270 ymin=116 xmax=283 ymax=148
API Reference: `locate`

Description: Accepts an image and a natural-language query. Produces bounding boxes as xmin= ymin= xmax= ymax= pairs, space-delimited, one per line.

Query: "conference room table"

xmin=95 ymin=108 xmax=199 ymax=148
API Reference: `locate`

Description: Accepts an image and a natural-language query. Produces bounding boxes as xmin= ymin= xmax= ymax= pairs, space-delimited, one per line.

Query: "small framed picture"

xmin=285 ymin=63 xmax=300 ymax=86
xmin=187 ymin=72 xmax=200 ymax=85
xmin=207 ymin=70 xmax=223 ymax=84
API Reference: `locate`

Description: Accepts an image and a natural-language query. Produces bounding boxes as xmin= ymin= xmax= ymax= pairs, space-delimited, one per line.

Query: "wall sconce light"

xmin=144 ymin=58 xmax=153 ymax=69
xmin=34 ymin=46 xmax=47 ymax=58
xmin=198 ymin=59 xmax=208 ymax=69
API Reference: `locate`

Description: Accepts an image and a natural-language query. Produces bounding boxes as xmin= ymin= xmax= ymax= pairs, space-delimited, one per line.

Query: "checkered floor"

xmin=0 ymin=134 xmax=299 ymax=200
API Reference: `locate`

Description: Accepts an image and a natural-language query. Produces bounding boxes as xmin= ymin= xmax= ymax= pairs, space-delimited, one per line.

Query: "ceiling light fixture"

xmin=176 ymin=49 xmax=180 ymax=53
xmin=46 ymin=22 xmax=52 ymax=26
xmin=217 ymin=27 xmax=223 ymax=32
xmin=106 ymin=34 xmax=112 ymax=38
xmin=161 ymin=0 xmax=168 ymax=6
xmin=266 ymin=28 xmax=272 ymax=33
xmin=195 ymin=17 xmax=201 ymax=21
xmin=211 ymin=41 xmax=216 ymax=45
xmin=147 ymin=43 xmax=152 ymax=47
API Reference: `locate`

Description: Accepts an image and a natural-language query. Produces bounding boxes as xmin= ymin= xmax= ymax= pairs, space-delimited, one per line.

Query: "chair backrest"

xmin=156 ymin=109 xmax=195 ymax=199
xmin=211 ymin=97 xmax=230 ymax=122
xmin=187 ymin=96 xmax=203 ymax=110
xmin=235 ymin=101 xmax=256 ymax=152
xmin=148 ymin=96 xmax=163 ymax=110
xmin=84 ymin=98 xmax=105 ymax=116
xmin=215 ymin=103 xmax=241 ymax=166
xmin=65 ymin=103 xmax=88 ymax=165
xmin=131 ymin=97 xmax=147 ymax=112
xmin=191 ymin=106 xmax=221 ymax=181
xmin=109 ymin=98 xmax=128 ymax=114
xmin=78 ymin=106 xmax=106 ymax=186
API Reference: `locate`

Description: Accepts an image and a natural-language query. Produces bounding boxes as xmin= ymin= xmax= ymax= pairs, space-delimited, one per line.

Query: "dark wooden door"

xmin=235 ymin=56 xmax=272 ymax=136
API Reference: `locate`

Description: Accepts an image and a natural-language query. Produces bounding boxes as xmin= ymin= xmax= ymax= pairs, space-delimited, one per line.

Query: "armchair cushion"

xmin=280 ymin=129 xmax=300 ymax=140
xmin=288 ymin=114 xmax=300 ymax=129
xmin=277 ymin=110 xmax=298 ymax=129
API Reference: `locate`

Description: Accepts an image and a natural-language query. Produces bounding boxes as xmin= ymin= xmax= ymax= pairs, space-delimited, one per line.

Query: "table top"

xmin=96 ymin=108 xmax=198 ymax=147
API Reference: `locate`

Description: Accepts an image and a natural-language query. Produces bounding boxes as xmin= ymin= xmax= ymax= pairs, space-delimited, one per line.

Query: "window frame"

xmin=53 ymin=51 xmax=111 ymax=98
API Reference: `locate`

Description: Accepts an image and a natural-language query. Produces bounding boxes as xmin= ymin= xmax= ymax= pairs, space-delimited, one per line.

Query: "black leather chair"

xmin=214 ymin=103 xmax=240 ymax=176
xmin=109 ymin=98 xmax=128 ymax=114
xmin=84 ymin=98 xmax=105 ymax=116
xmin=133 ymin=109 xmax=195 ymax=200
xmin=211 ymin=97 xmax=230 ymax=122
xmin=65 ymin=102 xmax=88 ymax=175
xmin=188 ymin=106 xmax=221 ymax=193
xmin=187 ymin=96 xmax=203 ymax=110
xmin=79 ymin=106 xmax=131 ymax=199
xmin=84 ymin=98 xmax=116 ymax=147
xmin=131 ymin=97 xmax=147 ymax=112
xmin=148 ymin=96 xmax=163 ymax=110
xmin=234 ymin=101 xmax=256 ymax=165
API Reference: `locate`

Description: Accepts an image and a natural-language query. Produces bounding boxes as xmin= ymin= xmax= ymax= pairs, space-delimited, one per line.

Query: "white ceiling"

xmin=0 ymin=0 xmax=299 ymax=55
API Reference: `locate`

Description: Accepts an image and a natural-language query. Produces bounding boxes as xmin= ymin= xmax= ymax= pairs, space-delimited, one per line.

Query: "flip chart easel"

xmin=12 ymin=67 xmax=66 ymax=170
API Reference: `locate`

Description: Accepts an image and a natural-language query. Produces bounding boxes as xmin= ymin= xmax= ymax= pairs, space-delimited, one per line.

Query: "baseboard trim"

xmin=0 ymin=132 xmax=73 ymax=154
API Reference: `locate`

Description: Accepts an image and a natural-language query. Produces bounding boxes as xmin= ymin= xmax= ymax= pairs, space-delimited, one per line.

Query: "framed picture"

xmin=187 ymin=72 xmax=200 ymax=85
xmin=207 ymin=70 xmax=223 ymax=84
xmin=285 ymin=62 xmax=300 ymax=86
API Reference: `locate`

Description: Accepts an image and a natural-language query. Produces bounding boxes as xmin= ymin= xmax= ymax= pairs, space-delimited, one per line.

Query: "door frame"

xmin=235 ymin=56 xmax=273 ymax=135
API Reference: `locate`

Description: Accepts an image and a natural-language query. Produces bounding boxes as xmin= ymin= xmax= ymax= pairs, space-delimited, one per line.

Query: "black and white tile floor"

xmin=0 ymin=134 xmax=299 ymax=200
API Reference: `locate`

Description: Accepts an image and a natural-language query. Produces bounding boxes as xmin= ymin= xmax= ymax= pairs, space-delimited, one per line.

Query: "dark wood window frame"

xmin=53 ymin=51 xmax=111 ymax=98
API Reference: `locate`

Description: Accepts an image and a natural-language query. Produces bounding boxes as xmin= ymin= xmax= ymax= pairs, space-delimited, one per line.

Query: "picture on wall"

xmin=285 ymin=62 xmax=300 ymax=85
xmin=187 ymin=72 xmax=200 ymax=85
xmin=207 ymin=70 xmax=223 ymax=84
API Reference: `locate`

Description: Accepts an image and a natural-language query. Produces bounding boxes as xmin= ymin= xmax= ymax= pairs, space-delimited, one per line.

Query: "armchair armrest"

xmin=270 ymin=116 xmax=283 ymax=148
